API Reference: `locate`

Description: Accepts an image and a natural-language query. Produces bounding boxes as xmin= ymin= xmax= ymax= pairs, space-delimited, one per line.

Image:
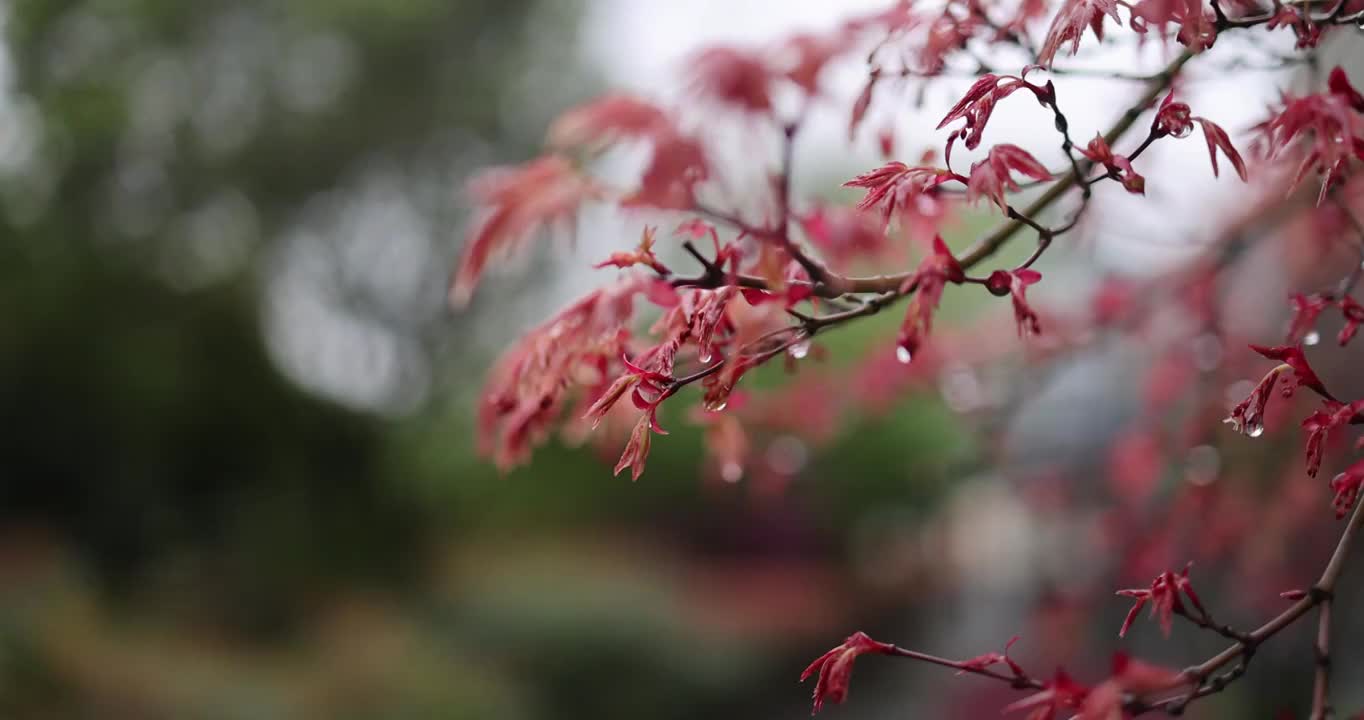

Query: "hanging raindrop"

xmin=895 ymin=346 xmax=913 ymax=364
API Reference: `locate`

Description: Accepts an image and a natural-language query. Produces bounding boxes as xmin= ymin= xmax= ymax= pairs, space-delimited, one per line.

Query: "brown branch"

xmin=1311 ymin=599 xmax=1333 ymax=720
xmin=886 ymin=644 xmax=1045 ymax=691
xmin=1133 ymin=498 xmax=1364 ymax=715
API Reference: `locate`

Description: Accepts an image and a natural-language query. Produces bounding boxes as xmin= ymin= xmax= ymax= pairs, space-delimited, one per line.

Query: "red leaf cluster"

xmin=1255 ymin=66 xmax=1364 ymax=204
xmin=478 ymin=280 xmax=642 ymax=469
xmin=966 ymin=144 xmax=1052 ymax=211
xmin=450 ymin=155 xmax=602 ymax=306
xmin=1128 ymin=0 xmax=1217 ymax=50
xmin=843 ymin=159 xmax=956 ymax=237
xmin=1116 ymin=564 xmax=1206 ymax=637
xmin=938 ymin=71 xmax=1052 ymax=152
xmin=1038 ymin=0 xmax=1121 ymax=66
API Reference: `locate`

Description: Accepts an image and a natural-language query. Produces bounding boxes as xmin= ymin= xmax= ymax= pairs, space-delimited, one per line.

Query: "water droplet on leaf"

xmin=1304 ymin=330 xmax=1320 ymax=346
xmin=895 ymin=346 xmax=913 ymax=364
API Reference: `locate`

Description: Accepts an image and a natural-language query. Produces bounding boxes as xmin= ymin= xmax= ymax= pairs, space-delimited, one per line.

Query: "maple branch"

xmin=1135 ymin=498 xmax=1364 ymax=715
xmin=1311 ymin=598 xmax=1333 ymax=720
xmin=665 ymin=49 xmax=1198 ymax=408
xmin=843 ymin=50 xmax=1194 ymax=295
xmin=1174 ymin=605 xmax=1253 ymax=645
xmin=897 ymin=481 xmax=1364 ymax=718
xmin=885 ymin=644 xmax=1044 ymax=691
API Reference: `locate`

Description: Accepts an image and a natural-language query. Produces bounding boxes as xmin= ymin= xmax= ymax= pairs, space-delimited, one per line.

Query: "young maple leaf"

xmin=847 ymin=70 xmax=881 ymax=140
xmin=1303 ymin=399 xmax=1364 ymax=478
xmin=843 ymin=160 xmax=956 ymax=233
xmin=546 ymin=93 xmax=671 ymax=149
xmin=626 ymin=135 xmax=710 ymax=211
xmin=479 ymin=280 xmax=642 ymax=470
xmin=450 ymin=155 xmax=602 ymax=306
xmin=1153 ymin=92 xmax=1194 ymax=138
xmin=695 ymin=409 xmax=748 ymax=483
xmin=1286 ymin=292 xmax=1332 ymax=344
xmin=547 ymin=94 xmax=710 ymax=212
xmin=781 ymin=31 xmax=857 ymax=96
xmin=800 ymin=632 xmax=896 ymax=714
xmin=799 ymin=205 xmax=889 ymax=266
xmin=1226 ymin=344 xmax=1334 ymax=438
xmin=1250 ymin=344 xmax=1331 ymax=398
xmin=689 ymin=46 xmax=776 ymax=114
xmin=938 ymin=71 xmax=1052 ymax=151
xmin=1128 ymin=0 xmax=1217 ymax=49
xmin=896 ymin=235 xmax=966 ymax=362
xmin=915 ymin=6 xmax=980 ymax=74
xmin=1267 ymin=3 xmax=1323 ymax=49
xmin=956 ymin=636 xmax=1026 ymax=677
xmin=966 ymin=144 xmax=1052 ymax=211
xmin=1195 ymin=118 xmax=1249 ymax=181
xmin=1339 ymin=295 xmax=1364 ymax=345
xmin=1116 ymin=564 xmax=1206 ymax=638
xmin=1037 ymin=0 xmax=1121 ymax=67
xmin=1331 ymin=459 xmax=1364 ymax=518
xmin=987 ymin=268 xmax=1043 ymax=336
xmin=1254 ymin=66 xmax=1364 ymax=205
xmin=1079 ymin=134 xmax=1145 ymax=194
xmin=593 ymin=226 xmax=669 ymax=274
xmin=613 ymin=413 xmax=656 ymax=481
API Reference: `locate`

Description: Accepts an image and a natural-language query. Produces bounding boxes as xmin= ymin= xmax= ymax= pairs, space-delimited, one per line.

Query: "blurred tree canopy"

xmin=0 ymin=0 xmax=578 ymax=626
